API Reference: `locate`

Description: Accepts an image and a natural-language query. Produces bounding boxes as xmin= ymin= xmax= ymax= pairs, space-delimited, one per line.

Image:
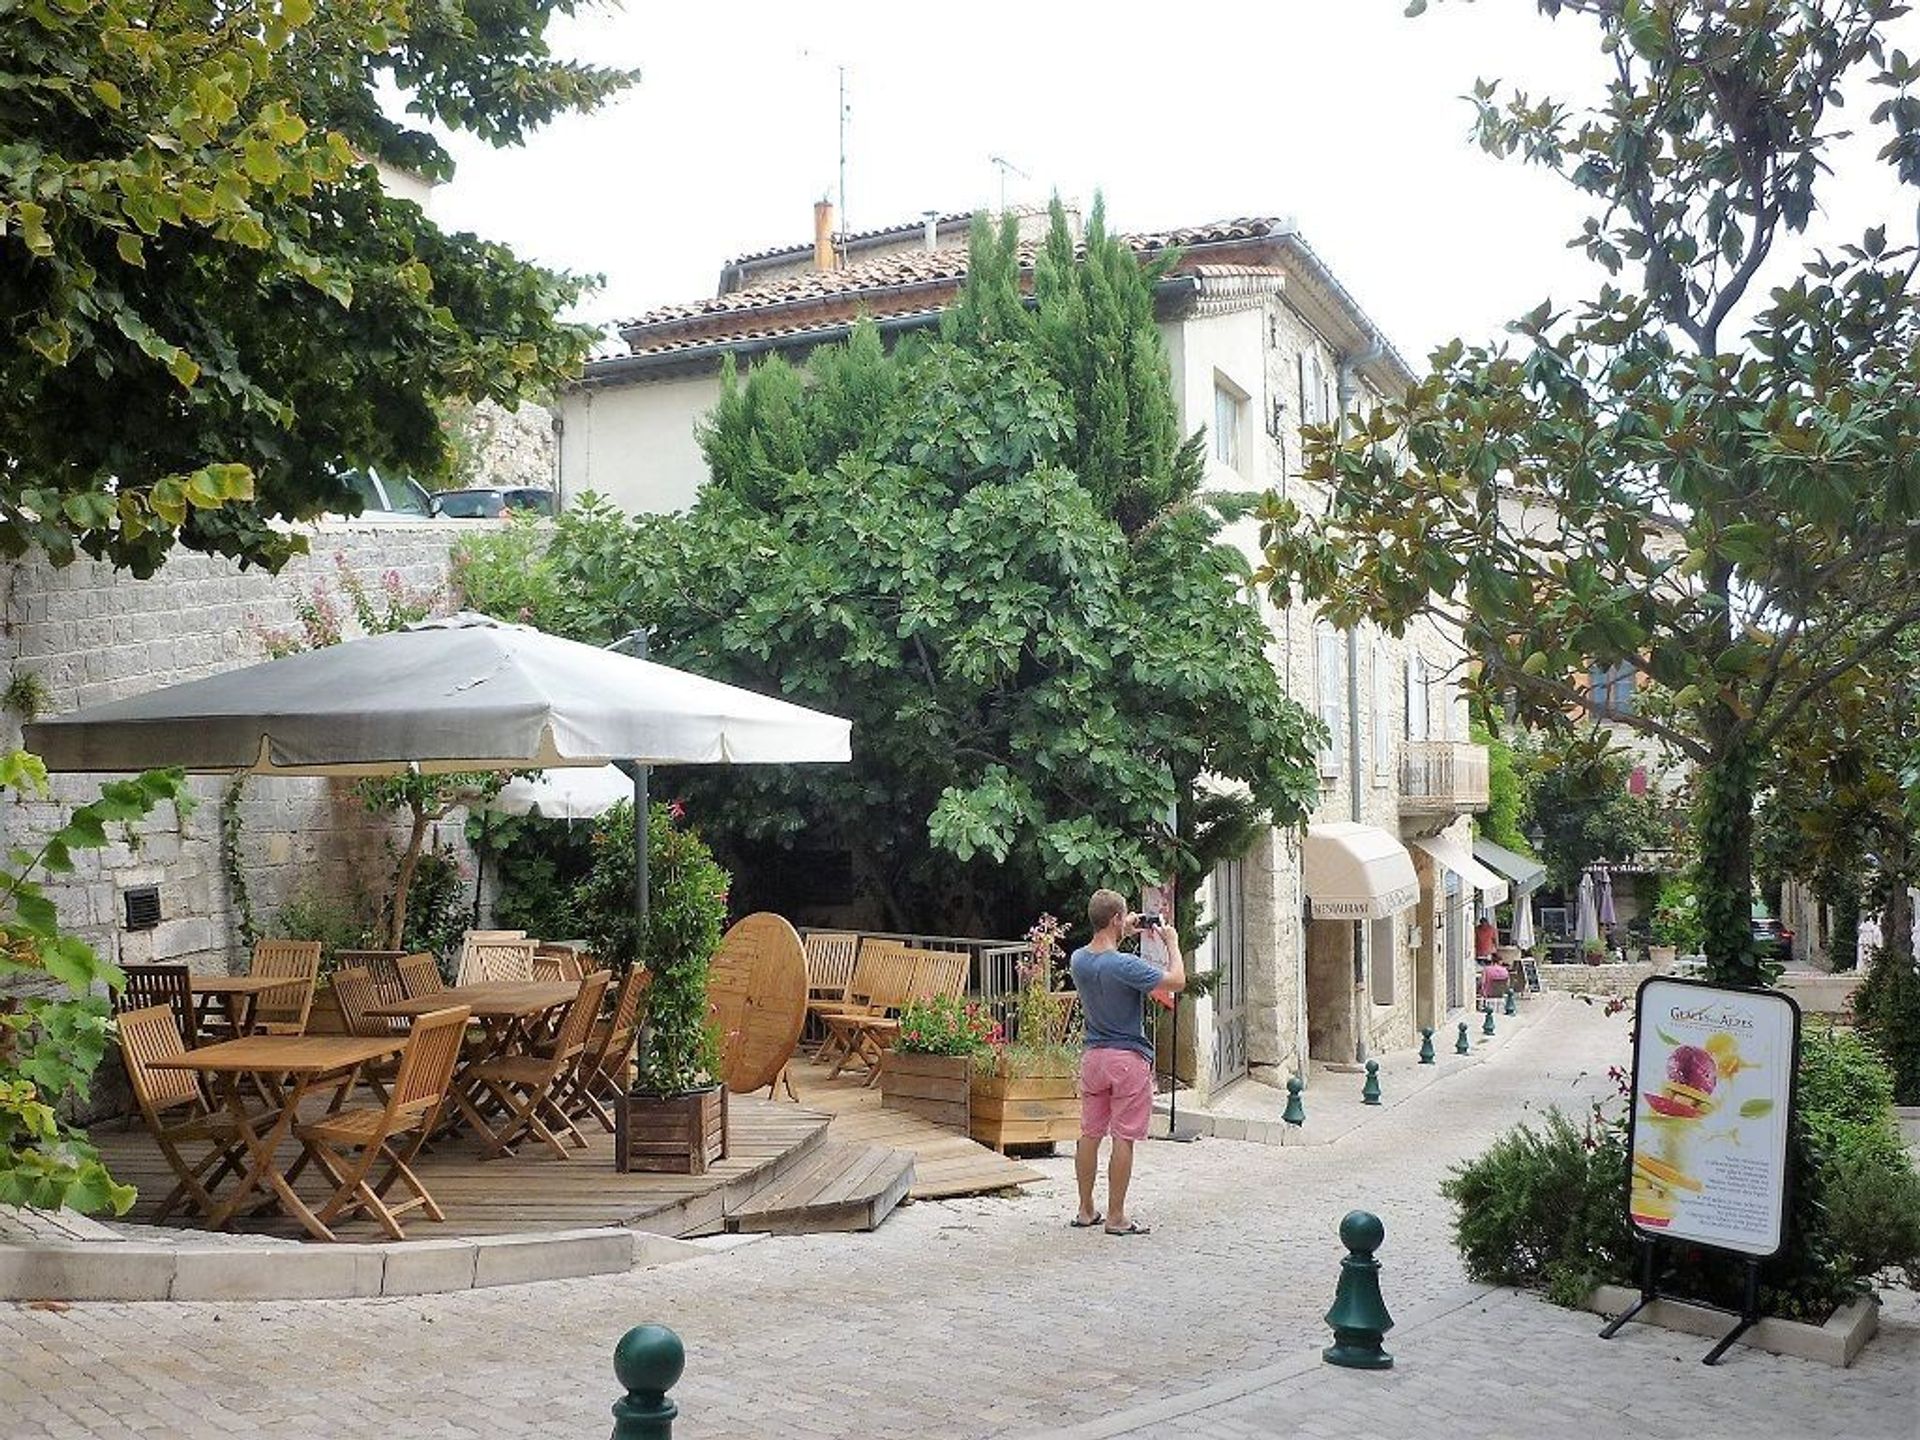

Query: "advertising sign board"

xmin=1625 ymin=978 xmax=1801 ymax=1258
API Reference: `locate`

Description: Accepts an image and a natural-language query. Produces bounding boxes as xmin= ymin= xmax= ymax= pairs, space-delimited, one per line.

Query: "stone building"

xmin=556 ymin=206 xmax=1502 ymax=1100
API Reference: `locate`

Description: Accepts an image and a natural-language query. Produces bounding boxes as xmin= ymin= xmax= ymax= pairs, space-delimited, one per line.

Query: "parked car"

xmin=429 ymin=486 xmax=556 ymax=519
xmin=1751 ymin=904 xmax=1794 ymax=960
xmin=335 ymin=469 xmax=436 ymax=520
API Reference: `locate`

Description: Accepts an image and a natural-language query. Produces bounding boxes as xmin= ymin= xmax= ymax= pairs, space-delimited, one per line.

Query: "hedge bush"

xmin=1444 ymin=1024 xmax=1920 ymax=1319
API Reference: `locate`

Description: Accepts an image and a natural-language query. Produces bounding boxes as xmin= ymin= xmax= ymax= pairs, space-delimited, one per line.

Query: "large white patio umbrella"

xmin=488 ymin=764 xmax=632 ymax=820
xmin=1574 ymin=870 xmax=1601 ymax=945
xmin=25 ymin=613 xmax=851 ymax=936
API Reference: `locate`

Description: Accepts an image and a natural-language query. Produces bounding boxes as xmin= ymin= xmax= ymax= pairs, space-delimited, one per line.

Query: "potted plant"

xmin=970 ymin=914 xmax=1083 ymax=1153
xmin=1581 ymin=937 xmax=1607 ymax=966
xmin=576 ymin=800 xmax=733 ymax=1174
xmin=880 ymin=995 xmax=998 ymax=1130
xmin=1648 ymin=876 xmax=1702 ymax=970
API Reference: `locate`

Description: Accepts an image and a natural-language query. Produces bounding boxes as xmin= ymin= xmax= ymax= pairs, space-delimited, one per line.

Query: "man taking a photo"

xmin=1069 ymin=888 xmax=1184 ymax=1236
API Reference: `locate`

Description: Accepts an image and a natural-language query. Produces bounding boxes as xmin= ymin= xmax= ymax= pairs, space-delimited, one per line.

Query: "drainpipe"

xmin=1337 ymin=332 xmax=1387 ymax=1063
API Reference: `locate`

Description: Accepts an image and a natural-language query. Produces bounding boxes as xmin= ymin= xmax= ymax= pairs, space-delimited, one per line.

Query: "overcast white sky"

xmin=430 ymin=1 xmax=1916 ymax=364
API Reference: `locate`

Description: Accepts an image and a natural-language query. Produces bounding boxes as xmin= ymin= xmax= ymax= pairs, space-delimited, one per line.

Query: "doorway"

xmin=1305 ymin=918 xmax=1357 ymax=1063
xmin=1208 ymin=860 xmax=1248 ymax=1089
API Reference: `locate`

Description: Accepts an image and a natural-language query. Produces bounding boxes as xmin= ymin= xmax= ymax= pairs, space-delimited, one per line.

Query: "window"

xmin=1298 ymin=353 xmax=1332 ymax=428
xmin=1316 ymin=626 xmax=1345 ymax=776
xmin=1406 ymin=652 xmax=1430 ymax=741
xmin=1371 ymin=642 xmax=1393 ymax=781
xmin=1213 ymin=379 xmax=1244 ymax=472
xmin=1588 ymin=662 xmax=1636 ymax=718
xmin=1370 ymin=916 xmax=1396 ymax=1005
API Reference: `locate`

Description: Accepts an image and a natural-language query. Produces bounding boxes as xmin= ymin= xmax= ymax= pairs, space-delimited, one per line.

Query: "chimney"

xmin=922 ymin=209 xmax=941 ymax=252
xmin=813 ymin=199 xmax=836 ymax=271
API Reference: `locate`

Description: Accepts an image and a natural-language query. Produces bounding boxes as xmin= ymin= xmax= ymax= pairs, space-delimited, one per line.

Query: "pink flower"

xmin=667 ymin=799 xmax=687 ymax=821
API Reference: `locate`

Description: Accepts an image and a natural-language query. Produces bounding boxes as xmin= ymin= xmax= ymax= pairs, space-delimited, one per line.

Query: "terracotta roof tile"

xmin=612 ymin=217 xmax=1303 ymax=360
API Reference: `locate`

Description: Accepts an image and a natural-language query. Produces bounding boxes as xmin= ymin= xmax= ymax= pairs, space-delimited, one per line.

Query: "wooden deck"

xmin=92 ymin=1095 xmax=832 ymax=1243
xmin=91 ymin=1059 xmax=1041 ymax=1246
xmin=788 ymin=1059 xmax=1045 ymax=1199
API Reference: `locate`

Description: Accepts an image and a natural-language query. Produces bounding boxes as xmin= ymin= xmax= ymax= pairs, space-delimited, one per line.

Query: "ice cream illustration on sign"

xmin=1631 ymin=1030 xmax=1770 ymax=1229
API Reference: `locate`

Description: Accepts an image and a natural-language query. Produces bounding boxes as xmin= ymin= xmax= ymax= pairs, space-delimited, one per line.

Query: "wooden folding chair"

xmin=457 ymin=935 xmax=536 ymax=985
xmin=396 ymin=952 xmax=445 ymax=998
xmin=533 ymin=944 xmax=584 ymax=983
xmin=809 ymin=937 xmax=906 ymax=1056
xmin=117 ymin=964 xmax=197 ymax=1047
xmin=336 ymin=951 xmax=406 ymax=1003
xmin=328 ymin=965 xmax=404 ymax=1100
xmin=117 ymin=1005 xmax=245 ymax=1221
xmin=249 ymin=939 xmax=322 ymax=1034
xmin=836 ymin=948 xmax=972 ymax=1086
xmin=562 ymin=966 xmax=650 ymax=1132
xmin=456 ymin=972 xmax=610 ymax=1159
xmin=819 ymin=945 xmax=926 ymax=1079
xmin=293 ymin=1005 xmax=471 ymax=1240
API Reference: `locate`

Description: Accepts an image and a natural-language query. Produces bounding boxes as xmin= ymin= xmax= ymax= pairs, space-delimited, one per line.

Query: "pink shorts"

xmin=1079 ymin=1048 xmax=1154 ymax=1141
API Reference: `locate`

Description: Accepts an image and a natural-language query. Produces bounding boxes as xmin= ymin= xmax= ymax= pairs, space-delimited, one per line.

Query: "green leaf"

xmin=1656 ymin=1027 xmax=1681 ymax=1047
xmin=1738 ymin=1098 xmax=1774 ymax=1119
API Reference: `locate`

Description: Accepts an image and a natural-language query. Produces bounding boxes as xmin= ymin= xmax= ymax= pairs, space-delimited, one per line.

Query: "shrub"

xmin=1853 ymin=948 xmax=1920 ymax=1105
xmin=271 ymin=889 xmax=372 ymax=970
xmin=1649 ymin=875 xmax=1704 ymax=953
xmin=1445 ymin=1023 xmax=1920 ymax=1320
xmin=573 ymin=801 xmax=730 ymax=1094
xmin=1442 ymin=1108 xmax=1635 ymax=1307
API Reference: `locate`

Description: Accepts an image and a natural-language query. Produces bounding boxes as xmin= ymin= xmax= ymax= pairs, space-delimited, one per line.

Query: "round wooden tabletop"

xmin=708 ymin=912 xmax=809 ymax=1094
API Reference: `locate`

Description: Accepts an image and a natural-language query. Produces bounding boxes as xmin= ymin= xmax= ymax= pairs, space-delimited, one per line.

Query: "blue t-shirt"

xmin=1068 ymin=944 xmax=1165 ymax=1063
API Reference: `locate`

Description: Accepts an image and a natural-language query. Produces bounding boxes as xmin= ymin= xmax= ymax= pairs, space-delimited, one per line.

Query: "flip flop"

xmin=1069 ymin=1214 xmax=1105 ymax=1229
xmin=1105 ymin=1221 xmax=1152 ymax=1236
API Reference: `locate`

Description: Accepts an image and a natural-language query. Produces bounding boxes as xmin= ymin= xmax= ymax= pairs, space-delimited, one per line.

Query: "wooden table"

xmin=153 ymin=1035 xmax=404 ymax=1242
xmin=186 ymin=973 xmax=288 ymax=1036
xmin=368 ymin=982 xmax=576 ymax=1044
xmin=369 ymin=983 xmax=579 ymax=1132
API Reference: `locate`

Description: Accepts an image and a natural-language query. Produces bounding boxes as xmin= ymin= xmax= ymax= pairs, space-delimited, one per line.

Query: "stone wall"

xmin=451 ymin=399 xmax=557 ymax=492
xmin=1 ymin=523 xmax=471 ymax=979
xmin=1540 ymin=960 xmax=1657 ymax=997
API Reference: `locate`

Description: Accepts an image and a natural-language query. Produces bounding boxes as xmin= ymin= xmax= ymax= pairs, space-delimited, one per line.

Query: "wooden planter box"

xmin=969 ymin=1070 xmax=1079 ymax=1153
xmin=879 ymin=1052 xmax=972 ymax=1131
xmin=614 ymin=1085 xmax=728 ymax=1175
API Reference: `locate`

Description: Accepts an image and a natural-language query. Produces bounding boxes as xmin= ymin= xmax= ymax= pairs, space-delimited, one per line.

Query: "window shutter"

xmin=1406 ymin=653 xmax=1429 ymax=742
xmin=1317 ymin=628 xmax=1344 ymax=775
xmin=1372 ymin=644 xmax=1393 ymax=779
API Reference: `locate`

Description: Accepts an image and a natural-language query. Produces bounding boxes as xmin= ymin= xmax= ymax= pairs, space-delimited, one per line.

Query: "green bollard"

xmin=612 ymin=1324 xmax=685 ymax=1440
xmin=1504 ymin=986 xmax=1518 ymax=1017
xmin=1283 ymin=1075 xmax=1306 ymax=1127
xmin=1361 ymin=1059 xmax=1381 ymax=1105
xmin=1418 ymin=1027 xmax=1435 ymax=1064
xmin=1455 ymin=1021 xmax=1471 ymax=1055
xmin=1482 ymin=1005 xmax=1497 ymax=1039
xmin=1323 ymin=1210 xmax=1394 ymax=1369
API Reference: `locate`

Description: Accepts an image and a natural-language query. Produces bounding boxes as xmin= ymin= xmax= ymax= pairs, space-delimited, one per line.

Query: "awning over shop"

xmin=1303 ymin=822 xmax=1420 ymax=920
xmin=1412 ymin=831 xmax=1510 ymax=906
xmin=1473 ymin=837 xmax=1546 ymax=895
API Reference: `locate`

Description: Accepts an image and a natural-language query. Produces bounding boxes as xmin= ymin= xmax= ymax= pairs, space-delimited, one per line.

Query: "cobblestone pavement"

xmin=3 ymin=997 xmax=1914 ymax=1440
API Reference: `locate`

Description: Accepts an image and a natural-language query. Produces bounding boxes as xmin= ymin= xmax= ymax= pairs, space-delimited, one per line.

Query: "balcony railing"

xmin=1399 ymin=740 xmax=1491 ymax=817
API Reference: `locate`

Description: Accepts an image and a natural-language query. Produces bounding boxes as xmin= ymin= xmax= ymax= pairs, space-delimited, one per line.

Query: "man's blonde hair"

xmin=1088 ymin=889 xmax=1127 ymax=933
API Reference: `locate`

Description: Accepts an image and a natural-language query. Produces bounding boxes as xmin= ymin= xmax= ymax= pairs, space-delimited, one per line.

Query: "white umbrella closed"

xmin=1513 ymin=892 xmax=1536 ymax=952
xmin=1574 ymin=871 xmax=1600 ymax=945
xmin=488 ymin=764 xmax=633 ymax=820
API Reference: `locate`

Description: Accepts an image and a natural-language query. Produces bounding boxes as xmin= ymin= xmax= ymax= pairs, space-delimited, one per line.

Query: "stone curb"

xmin=1582 ymin=1284 xmax=1881 ymax=1368
xmin=1021 ymin=1283 xmax=1497 ymax=1439
xmin=1153 ymin=997 xmax=1552 ymax=1148
xmin=0 ymin=1225 xmax=710 ymax=1303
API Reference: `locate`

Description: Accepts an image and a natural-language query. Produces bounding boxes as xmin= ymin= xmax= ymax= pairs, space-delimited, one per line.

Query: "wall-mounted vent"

xmin=122 ymin=885 xmax=161 ymax=932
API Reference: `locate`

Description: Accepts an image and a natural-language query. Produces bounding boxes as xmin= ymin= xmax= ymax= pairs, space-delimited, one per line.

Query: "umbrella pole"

xmin=615 ymin=760 xmax=650 ymax=965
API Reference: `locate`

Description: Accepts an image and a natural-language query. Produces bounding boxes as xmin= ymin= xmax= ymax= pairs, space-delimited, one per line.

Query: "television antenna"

xmin=988 ymin=154 xmax=1030 ymax=215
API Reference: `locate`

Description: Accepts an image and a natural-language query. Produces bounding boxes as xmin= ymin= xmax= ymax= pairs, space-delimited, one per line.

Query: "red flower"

xmin=667 ymin=799 xmax=687 ymax=821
